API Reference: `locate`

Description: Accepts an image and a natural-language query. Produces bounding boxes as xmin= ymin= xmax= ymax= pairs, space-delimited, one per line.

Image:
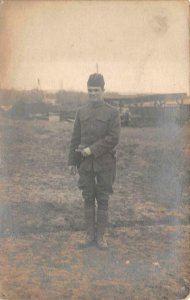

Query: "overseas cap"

xmin=87 ymin=73 xmax=105 ymax=89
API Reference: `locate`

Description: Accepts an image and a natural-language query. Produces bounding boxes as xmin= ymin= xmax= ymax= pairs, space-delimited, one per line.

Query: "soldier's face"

xmin=87 ymin=86 xmax=104 ymax=102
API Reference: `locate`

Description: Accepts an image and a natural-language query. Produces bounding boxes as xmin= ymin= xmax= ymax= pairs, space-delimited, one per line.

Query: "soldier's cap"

xmin=87 ymin=73 xmax=105 ymax=90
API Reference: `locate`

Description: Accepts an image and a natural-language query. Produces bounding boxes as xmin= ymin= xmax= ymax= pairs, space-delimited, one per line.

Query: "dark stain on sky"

xmin=151 ymin=15 xmax=168 ymax=35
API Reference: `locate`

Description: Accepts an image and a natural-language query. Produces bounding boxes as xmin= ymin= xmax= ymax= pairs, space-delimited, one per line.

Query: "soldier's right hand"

xmin=68 ymin=165 xmax=77 ymax=176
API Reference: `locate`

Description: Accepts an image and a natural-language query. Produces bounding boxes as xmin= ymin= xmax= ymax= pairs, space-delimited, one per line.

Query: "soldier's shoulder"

xmin=104 ymin=102 xmax=119 ymax=115
xmin=104 ymin=101 xmax=117 ymax=110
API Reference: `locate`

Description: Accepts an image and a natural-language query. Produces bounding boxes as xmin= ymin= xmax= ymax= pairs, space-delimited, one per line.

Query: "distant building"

xmin=11 ymin=101 xmax=50 ymax=119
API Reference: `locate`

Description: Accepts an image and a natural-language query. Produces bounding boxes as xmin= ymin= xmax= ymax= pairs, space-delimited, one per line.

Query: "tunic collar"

xmin=90 ymin=100 xmax=105 ymax=108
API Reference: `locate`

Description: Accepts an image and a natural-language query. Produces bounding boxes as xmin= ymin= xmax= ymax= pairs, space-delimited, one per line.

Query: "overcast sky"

xmin=0 ymin=1 xmax=189 ymax=94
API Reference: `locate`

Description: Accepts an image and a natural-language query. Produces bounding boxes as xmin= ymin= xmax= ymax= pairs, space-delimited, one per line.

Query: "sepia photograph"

xmin=0 ymin=0 xmax=190 ymax=299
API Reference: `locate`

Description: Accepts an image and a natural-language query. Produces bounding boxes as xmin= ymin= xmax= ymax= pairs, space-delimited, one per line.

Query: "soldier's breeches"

xmin=82 ymin=190 xmax=95 ymax=209
xmin=78 ymin=169 xmax=96 ymax=208
xmin=78 ymin=168 xmax=115 ymax=210
xmin=95 ymin=170 xmax=115 ymax=210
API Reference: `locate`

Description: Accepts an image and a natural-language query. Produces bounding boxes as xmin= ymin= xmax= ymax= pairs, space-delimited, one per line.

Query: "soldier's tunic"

xmin=68 ymin=100 xmax=121 ymax=210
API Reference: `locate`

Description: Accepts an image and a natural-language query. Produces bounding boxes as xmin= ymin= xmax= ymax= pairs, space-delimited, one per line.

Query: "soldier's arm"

xmin=68 ymin=111 xmax=81 ymax=166
xmin=89 ymin=110 xmax=121 ymax=158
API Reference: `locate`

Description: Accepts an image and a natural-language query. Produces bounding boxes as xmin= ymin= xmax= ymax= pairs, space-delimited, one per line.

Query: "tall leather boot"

xmin=83 ymin=207 xmax=95 ymax=246
xmin=96 ymin=209 xmax=108 ymax=249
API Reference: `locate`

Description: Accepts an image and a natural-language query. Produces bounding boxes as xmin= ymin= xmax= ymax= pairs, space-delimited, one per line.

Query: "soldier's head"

xmin=87 ymin=73 xmax=105 ymax=102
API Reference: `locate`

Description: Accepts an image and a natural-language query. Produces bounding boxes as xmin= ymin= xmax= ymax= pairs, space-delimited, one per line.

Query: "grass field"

xmin=0 ymin=116 xmax=189 ymax=299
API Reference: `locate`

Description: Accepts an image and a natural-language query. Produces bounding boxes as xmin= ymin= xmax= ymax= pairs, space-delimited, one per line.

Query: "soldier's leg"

xmin=78 ymin=169 xmax=96 ymax=245
xmin=95 ymin=169 xmax=116 ymax=249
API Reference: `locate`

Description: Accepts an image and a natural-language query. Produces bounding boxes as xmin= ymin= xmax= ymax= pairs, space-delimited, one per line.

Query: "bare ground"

xmin=0 ymin=117 xmax=189 ymax=300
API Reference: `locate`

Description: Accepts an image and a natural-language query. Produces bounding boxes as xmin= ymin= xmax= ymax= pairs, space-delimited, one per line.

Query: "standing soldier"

xmin=68 ymin=73 xmax=121 ymax=249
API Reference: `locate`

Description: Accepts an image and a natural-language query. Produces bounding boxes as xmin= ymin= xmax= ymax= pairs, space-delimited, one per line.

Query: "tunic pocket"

xmin=95 ymin=115 xmax=109 ymax=134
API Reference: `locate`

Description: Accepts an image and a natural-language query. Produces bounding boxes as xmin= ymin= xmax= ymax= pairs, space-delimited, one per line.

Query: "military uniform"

xmin=68 ymin=101 xmax=120 ymax=205
xmin=68 ymin=74 xmax=120 ymax=248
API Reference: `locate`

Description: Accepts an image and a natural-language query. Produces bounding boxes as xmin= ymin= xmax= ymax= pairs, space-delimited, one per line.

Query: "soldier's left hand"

xmin=81 ymin=147 xmax=92 ymax=157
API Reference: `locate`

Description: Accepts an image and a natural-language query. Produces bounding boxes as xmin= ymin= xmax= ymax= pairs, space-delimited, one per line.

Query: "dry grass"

xmin=0 ymin=117 xmax=189 ymax=299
